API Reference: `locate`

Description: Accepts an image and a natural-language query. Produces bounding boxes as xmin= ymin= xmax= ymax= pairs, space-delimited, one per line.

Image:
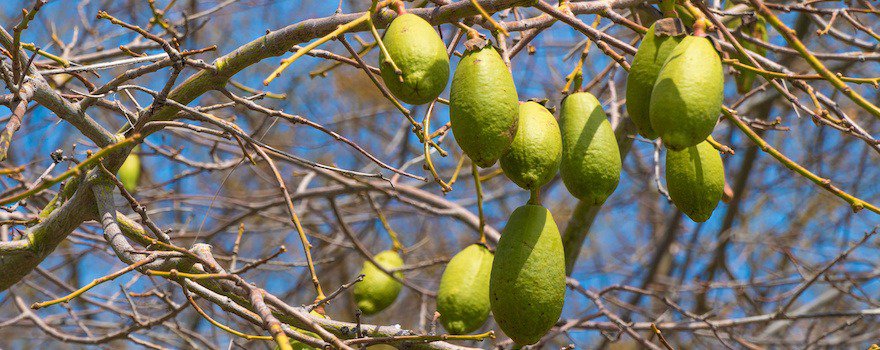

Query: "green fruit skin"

xmin=500 ymin=102 xmax=562 ymax=190
xmin=379 ymin=14 xmax=450 ymax=105
xmin=665 ymin=141 xmax=725 ymax=222
xmin=437 ymin=244 xmax=494 ymax=335
xmin=626 ymin=23 xmax=684 ymax=139
xmin=118 ymin=152 xmax=141 ymax=192
xmin=559 ymin=92 xmax=622 ymax=205
xmin=490 ymin=205 xmax=565 ymax=345
xmin=353 ymin=250 xmax=404 ymax=315
xmin=450 ymin=45 xmax=519 ymax=168
xmin=649 ymin=36 xmax=724 ymax=150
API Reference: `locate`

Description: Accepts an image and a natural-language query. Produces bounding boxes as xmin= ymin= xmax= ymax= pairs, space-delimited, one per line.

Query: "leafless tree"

xmin=0 ymin=0 xmax=878 ymax=349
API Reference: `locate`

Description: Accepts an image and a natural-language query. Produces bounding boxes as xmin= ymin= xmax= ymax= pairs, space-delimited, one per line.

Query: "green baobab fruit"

xmin=500 ymin=101 xmax=562 ymax=190
xmin=450 ymin=40 xmax=519 ymax=168
xmin=353 ymin=250 xmax=404 ymax=315
xmin=650 ymin=36 xmax=724 ymax=150
xmin=117 ymin=148 xmax=141 ymax=192
xmin=379 ymin=14 xmax=450 ymax=105
xmin=559 ymin=92 xmax=621 ymax=205
xmin=437 ymin=244 xmax=494 ymax=334
xmin=490 ymin=205 xmax=565 ymax=345
xmin=665 ymin=141 xmax=725 ymax=222
xmin=626 ymin=22 xmax=684 ymax=139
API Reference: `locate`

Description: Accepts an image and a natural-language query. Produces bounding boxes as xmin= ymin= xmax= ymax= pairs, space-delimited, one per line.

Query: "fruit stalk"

xmin=471 ymin=163 xmax=487 ymax=244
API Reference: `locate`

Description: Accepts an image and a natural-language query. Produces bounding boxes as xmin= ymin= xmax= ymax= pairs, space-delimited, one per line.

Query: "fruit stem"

xmin=561 ymin=15 xmax=600 ymax=94
xmin=366 ymin=195 xmax=405 ymax=252
xmin=659 ymin=0 xmax=678 ymax=18
xmin=422 ymin=102 xmax=454 ymax=192
xmin=528 ymin=188 xmax=542 ymax=205
xmin=693 ymin=17 xmax=707 ymax=36
xmin=459 ymin=23 xmax=482 ymax=40
xmin=683 ymin=0 xmax=712 ymax=36
xmin=392 ymin=0 xmax=406 ymax=15
xmin=368 ymin=0 xmax=404 ymax=81
xmin=472 ymin=163 xmax=487 ymax=245
xmin=469 ymin=0 xmax=509 ymax=37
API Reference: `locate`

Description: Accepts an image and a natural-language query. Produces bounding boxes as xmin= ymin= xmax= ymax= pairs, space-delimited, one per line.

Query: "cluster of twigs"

xmin=0 ymin=0 xmax=878 ymax=349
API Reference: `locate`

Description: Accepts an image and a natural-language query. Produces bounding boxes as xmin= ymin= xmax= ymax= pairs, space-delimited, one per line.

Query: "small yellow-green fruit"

xmin=559 ymin=92 xmax=621 ymax=205
xmin=490 ymin=205 xmax=565 ymax=345
xmin=353 ymin=250 xmax=404 ymax=315
xmin=500 ymin=102 xmax=562 ymax=190
xmin=450 ymin=41 xmax=519 ymax=168
xmin=649 ymin=36 xmax=724 ymax=150
xmin=118 ymin=149 xmax=141 ymax=192
xmin=274 ymin=311 xmax=327 ymax=350
xmin=626 ymin=22 xmax=684 ymax=139
xmin=379 ymin=14 xmax=450 ymax=105
xmin=437 ymin=244 xmax=494 ymax=335
xmin=665 ymin=141 xmax=725 ymax=222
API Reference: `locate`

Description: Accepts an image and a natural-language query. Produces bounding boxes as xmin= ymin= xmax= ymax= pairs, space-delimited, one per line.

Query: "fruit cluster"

xmin=627 ymin=18 xmax=727 ymax=222
xmin=347 ymin=7 xmax=730 ymax=348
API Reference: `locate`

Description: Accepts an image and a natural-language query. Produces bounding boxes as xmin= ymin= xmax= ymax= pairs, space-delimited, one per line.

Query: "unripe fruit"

xmin=379 ymin=14 xmax=450 ymax=105
xmin=353 ymin=250 xmax=403 ymax=315
xmin=490 ymin=205 xmax=565 ymax=345
xmin=437 ymin=244 xmax=494 ymax=335
xmin=118 ymin=149 xmax=141 ymax=192
xmin=626 ymin=22 xmax=684 ymax=139
xmin=665 ymin=141 xmax=725 ymax=222
xmin=450 ymin=41 xmax=519 ymax=168
xmin=650 ymin=36 xmax=724 ymax=150
xmin=500 ymin=102 xmax=562 ymax=190
xmin=559 ymin=92 xmax=621 ymax=205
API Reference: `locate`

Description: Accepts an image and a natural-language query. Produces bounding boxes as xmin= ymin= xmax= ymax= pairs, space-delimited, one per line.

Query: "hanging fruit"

xmin=450 ymin=39 xmax=519 ymax=168
xmin=353 ymin=250 xmax=404 ymax=315
xmin=490 ymin=205 xmax=565 ymax=345
xmin=118 ymin=148 xmax=141 ymax=192
xmin=626 ymin=19 xmax=685 ymax=139
xmin=500 ymin=101 xmax=562 ymax=190
xmin=379 ymin=13 xmax=449 ymax=104
xmin=436 ymin=244 xmax=494 ymax=335
xmin=649 ymin=33 xmax=724 ymax=150
xmin=665 ymin=141 xmax=725 ymax=222
xmin=559 ymin=92 xmax=621 ymax=205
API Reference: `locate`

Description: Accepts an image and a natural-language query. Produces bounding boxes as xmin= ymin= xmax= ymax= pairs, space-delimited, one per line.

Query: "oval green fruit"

xmin=490 ymin=205 xmax=565 ymax=345
xmin=379 ymin=14 xmax=450 ymax=105
xmin=649 ymin=35 xmax=724 ymax=150
xmin=353 ymin=250 xmax=404 ymax=315
xmin=118 ymin=149 xmax=141 ymax=192
xmin=559 ymin=92 xmax=621 ymax=205
xmin=500 ymin=102 xmax=562 ymax=190
xmin=626 ymin=22 xmax=684 ymax=139
xmin=450 ymin=41 xmax=519 ymax=168
xmin=437 ymin=244 xmax=494 ymax=335
xmin=665 ymin=141 xmax=725 ymax=222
